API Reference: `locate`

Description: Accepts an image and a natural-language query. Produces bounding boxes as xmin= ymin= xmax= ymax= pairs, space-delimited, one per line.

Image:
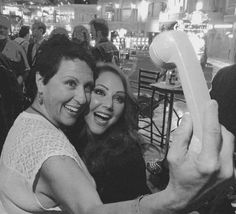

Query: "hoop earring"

xmin=38 ymin=92 xmax=43 ymax=105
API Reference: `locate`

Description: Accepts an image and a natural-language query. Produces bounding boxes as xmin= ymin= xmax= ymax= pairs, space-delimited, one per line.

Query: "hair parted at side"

xmin=89 ymin=18 xmax=109 ymax=38
xmin=28 ymin=34 xmax=96 ymax=100
xmin=68 ymin=63 xmax=139 ymax=146
xmin=74 ymin=63 xmax=144 ymax=178
xmin=95 ymin=62 xmax=138 ymax=131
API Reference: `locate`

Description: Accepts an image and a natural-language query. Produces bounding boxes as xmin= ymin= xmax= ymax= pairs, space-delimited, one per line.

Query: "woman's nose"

xmin=74 ymin=88 xmax=88 ymax=105
xmin=103 ymin=96 xmax=113 ymax=110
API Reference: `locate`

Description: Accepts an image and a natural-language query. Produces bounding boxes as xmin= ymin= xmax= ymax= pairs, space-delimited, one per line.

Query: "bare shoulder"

xmin=41 ymin=155 xmax=84 ymax=179
xmin=36 ymin=155 xmax=102 ymax=213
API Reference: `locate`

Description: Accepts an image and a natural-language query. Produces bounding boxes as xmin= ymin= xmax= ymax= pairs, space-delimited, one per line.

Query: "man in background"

xmin=0 ymin=15 xmax=30 ymax=84
xmin=27 ymin=21 xmax=46 ymax=68
xmin=89 ymin=18 xmax=120 ymax=65
xmin=14 ymin=25 xmax=30 ymax=55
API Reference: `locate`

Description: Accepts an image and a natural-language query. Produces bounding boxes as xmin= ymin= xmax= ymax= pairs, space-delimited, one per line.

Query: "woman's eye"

xmin=113 ymin=95 xmax=125 ymax=104
xmin=66 ymin=80 xmax=76 ymax=88
xmin=93 ymin=88 xmax=105 ymax=96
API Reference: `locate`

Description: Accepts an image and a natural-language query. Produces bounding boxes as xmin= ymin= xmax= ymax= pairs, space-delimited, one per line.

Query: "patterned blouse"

xmin=0 ymin=111 xmax=95 ymax=213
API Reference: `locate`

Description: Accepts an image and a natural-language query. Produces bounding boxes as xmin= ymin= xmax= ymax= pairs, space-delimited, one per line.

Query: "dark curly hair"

xmin=25 ymin=34 xmax=96 ymax=103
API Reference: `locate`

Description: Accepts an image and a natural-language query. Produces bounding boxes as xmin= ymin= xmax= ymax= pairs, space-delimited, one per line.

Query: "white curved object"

xmin=149 ymin=30 xmax=210 ymax=152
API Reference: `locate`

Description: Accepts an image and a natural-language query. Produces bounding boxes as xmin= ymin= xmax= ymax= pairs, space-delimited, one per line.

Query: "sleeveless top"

xmin=0 ymin=111 xmax=95 ymax=213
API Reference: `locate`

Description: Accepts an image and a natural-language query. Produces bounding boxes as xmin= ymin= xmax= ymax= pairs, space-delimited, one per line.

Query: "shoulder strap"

xmin=19 ymin=40 xmax=25 ymax=46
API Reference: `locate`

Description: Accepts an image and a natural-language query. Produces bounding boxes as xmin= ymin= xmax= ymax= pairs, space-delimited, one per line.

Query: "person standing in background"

xmin=89 ymin=18 xmax=120 ymax=65
xmin=0 ymin=15 xmax=30 ymax=86
xmin=24 ymin=21 xmax=47 ymax=102
xmin=195 ymin=64 xmax=236 ymax=214
xmin=27 ymin=21 xmax=46 ymax=68
xmin=14 ymin=25 xmax=30 ymax=55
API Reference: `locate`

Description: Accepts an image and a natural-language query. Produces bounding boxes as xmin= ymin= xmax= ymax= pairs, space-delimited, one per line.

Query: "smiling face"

xmin=37 ymin=58 xmax=94 ymax=128
xmin=85 ymin=71 xmax=125 ymax=135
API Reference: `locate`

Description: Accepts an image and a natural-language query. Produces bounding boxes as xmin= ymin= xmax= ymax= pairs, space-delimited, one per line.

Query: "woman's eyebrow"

xmin=95 ymin=84 xmax=108 ymax=90
xmin=116 ymin=91 xmax=126 ymax=95
xmin=61 ymin=75 xmax=79 ymax=82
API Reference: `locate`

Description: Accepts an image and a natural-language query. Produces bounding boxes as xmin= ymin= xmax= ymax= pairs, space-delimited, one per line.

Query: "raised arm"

xmin=36 ymin=100 xmax=235 ymax=214
xmin=164 ymin=100 xmax=235 ymax=212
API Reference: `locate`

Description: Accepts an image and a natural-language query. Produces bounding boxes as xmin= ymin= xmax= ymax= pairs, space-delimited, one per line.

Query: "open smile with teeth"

xmin=94 ymin=112 xmax=111 ymax=121
xmin=64 ymin=105 xmax=80 ymax=114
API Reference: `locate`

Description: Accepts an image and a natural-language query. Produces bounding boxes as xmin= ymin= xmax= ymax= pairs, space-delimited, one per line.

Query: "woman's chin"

xmin=89 ymin=126 xmax=107 ymax=135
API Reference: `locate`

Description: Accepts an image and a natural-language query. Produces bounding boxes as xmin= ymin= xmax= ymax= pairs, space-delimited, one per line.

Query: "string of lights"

xmin=2 ymin=0 xmax=98 ymax=6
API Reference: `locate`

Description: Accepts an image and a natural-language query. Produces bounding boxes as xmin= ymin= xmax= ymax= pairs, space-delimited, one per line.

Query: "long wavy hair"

xmin=68 ymin=63 xmax=144 ymax=173
xmin=94 ymin=63 xmax=138 ymax=132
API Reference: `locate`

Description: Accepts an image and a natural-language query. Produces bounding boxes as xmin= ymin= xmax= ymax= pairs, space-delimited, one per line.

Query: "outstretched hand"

xmin=165 ymin=100 xmax=235 ymax=212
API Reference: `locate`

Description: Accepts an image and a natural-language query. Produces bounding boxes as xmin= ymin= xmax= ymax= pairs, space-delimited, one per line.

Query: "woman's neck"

xmin=28 ymin=103 xmax=60 ymax=129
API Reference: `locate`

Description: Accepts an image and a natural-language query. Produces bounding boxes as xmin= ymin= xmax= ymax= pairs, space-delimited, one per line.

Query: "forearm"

xmin=86 ymin=190 xmax=182 ymax=214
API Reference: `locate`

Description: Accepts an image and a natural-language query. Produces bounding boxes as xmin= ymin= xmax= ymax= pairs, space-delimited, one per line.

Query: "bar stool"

xmin=150 ymin=81 xmax=184 ymax=148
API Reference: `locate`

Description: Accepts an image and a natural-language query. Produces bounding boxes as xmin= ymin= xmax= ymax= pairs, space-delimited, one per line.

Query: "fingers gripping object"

xmin=149 ymin=30 xmax=211 ymax=153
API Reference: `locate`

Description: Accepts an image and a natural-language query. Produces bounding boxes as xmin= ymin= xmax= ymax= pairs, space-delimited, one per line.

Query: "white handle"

xmin=149 ymin=30 xmax=210 ymax=152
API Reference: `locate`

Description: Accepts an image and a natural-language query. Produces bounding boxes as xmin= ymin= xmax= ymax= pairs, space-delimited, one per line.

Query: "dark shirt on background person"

xmin=200 ymin=63 xmax=236 ymax=214
xmin=210 ymin=64 xmax=236 ymax=140
xmin=92 ymin=38 xmax=120 ymax=66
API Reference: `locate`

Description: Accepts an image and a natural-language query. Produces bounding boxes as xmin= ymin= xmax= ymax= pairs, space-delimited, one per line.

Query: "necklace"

xmin=29 ymin=105 xmax=59 ymax=129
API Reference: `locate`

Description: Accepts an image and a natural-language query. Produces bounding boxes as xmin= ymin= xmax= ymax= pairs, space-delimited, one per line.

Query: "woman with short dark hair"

xmin=0 ymin=34 xmax=234 ymax=214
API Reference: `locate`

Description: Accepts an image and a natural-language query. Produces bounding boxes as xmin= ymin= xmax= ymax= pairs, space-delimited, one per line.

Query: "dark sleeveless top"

xmin=79 ymin=131 xmax=150 ymax=203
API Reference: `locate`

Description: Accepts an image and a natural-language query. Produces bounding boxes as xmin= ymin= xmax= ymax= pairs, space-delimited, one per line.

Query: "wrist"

xmin=140 ymin=189 xmax=187 ymax=214
xmin=161 ymin=186 xmax=188 ymax=213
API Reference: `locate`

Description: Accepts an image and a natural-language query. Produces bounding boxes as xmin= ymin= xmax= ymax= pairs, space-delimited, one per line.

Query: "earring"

xmin=38 ymin=92 xmax=43 ymax=105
